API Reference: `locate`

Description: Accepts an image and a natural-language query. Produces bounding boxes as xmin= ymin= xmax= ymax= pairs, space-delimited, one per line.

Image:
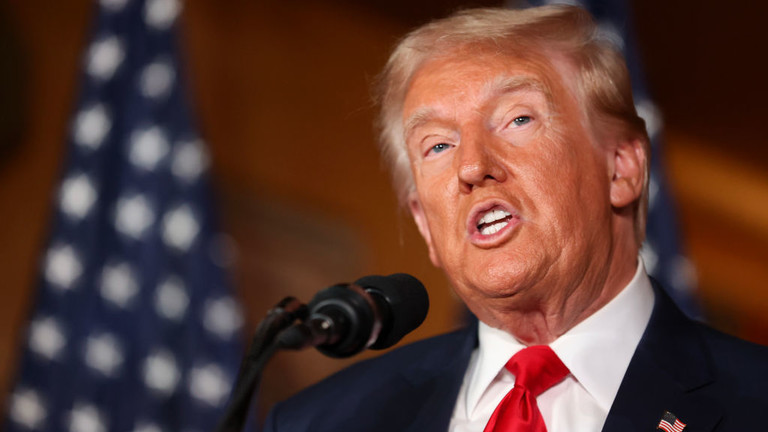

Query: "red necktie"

xmin=483 ymin=346 xmax=570 ymax=432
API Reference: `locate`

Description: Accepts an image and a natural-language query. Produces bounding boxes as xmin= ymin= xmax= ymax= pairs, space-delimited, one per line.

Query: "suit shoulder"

xmin=287 ymin=325 xmax=473 ymax=396
xmin=698 ymin=322 xmax=768 ymax=383
xmin=367 ymin=324 xmax=477 ymax=367
xmin=263 ymin=325 xmax=476 ymax=431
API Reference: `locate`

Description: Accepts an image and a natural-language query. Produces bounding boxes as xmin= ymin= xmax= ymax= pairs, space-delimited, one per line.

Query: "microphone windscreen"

xmin=354 ymin=273 xmax=429 ymax=350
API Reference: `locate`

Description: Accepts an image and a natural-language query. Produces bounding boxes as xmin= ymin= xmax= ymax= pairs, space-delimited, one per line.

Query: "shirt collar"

xmin=468 ymin=259 xmax=655 ymax=413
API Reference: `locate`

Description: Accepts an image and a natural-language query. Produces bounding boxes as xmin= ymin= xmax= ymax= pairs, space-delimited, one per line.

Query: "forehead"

xmin=402 ymin=48 xmax=580 ymax=123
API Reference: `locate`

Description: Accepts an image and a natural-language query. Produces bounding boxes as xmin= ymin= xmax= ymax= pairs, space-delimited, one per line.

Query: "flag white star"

xmin=648 ymin=175 xmax=660 ymax=210
xmin=87 ymin=35 xmax=124 ymax=81
xmin=203 ymin=296 xmax=242 ymax=340
xmin=9 ymin=388 xmax=46 ymax=430
xmin=129 ymin=126 xmax=170 ymax=171
xmin=155 ymin=276 xmax=189 ymax=321
xmin=115 ymin=193 xmax=155 ymax=239
xmin=671 ymin=255 xmax=697 ymax=292
xmin=132 ymin=422 xmax=163 ymax=432
xmin=143 ymin=349 xmax=181 ymax=396
xmin=44 ymin=244 xmax=83 ymax=291
xmin=171 ymin=139 xmax=209 ymax=183
xmin=73 ymin=104 xmax=111 ymax=150
xmin=640 ymin=242 xmax=659 ymax=275
xmin=140 ymin=58 xmax=175 ymax=99
xmin=29 ymin=317 xmax=66 ymax=361
xmin=162 ymin=205 xmax=200 ymax=251
xmin=144 ymin=0 xmax=181 ymax=30
xmin=597 ymin=21 xmax=625 ymax=51
xmin=68 ymin=403 xmax=107 ymax=432
xmin=60 ymin=173 xmax=98 ymax=221
xmin=189 ymin=364 xmax=231 ymax=407
xmin=636 ymin=99 xmax=663 ymax=139
xmin=84 ymin=332 xmax=124 ymax=377
xmin=100 ymin=0 xmax=129 ymax=12
xmin=100 ymin=262 xmax=140 ymax=308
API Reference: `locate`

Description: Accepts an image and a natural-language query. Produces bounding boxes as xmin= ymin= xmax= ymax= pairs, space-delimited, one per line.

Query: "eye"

xmin=427 ymin=143 xmax=452 ymax=155
xmin=511 ymin=116 xmax=531 ymax=127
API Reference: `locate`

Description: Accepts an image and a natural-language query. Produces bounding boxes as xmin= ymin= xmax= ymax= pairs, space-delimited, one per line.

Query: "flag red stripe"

xmin=672 ymin=419 xmax=686 ymax=431
xmin=658 ymin=420 xmax=675 ymax=432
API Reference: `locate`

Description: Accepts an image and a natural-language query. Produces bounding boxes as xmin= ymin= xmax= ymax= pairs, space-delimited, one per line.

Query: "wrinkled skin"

xmin=403 ymin=48 xmax=645 ymax=344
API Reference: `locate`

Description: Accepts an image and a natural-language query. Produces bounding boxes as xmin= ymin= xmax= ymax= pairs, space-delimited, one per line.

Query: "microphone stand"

xmin=215 ymin=274 xmax=427 ymax=432
xmin=215 ymin=297 xmax=307 ymax=432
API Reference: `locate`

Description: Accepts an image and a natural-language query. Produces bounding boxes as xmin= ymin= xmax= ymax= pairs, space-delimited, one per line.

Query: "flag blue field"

xmin=6 ymin=0 xmax=243 ymax=431
xmin=523 ymin=0 xmax=700 ymax=316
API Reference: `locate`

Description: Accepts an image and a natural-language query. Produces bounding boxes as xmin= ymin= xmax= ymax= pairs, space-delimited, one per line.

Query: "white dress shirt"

xmin=449 ymin=261 xmax=655 ymax=432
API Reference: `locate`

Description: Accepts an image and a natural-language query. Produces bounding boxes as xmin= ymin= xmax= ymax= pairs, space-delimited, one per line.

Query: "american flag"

xmin=5 ymin=1 xmax=243 ymax=431
xmin=523 ymin=0 xmax=700 ymax=316
xmin=658 ymin=410 xmax=687 ymax=432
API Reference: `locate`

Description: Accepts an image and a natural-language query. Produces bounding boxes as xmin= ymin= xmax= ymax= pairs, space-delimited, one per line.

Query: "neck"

xmin=481 ymin=246 xmax=639 ymax=346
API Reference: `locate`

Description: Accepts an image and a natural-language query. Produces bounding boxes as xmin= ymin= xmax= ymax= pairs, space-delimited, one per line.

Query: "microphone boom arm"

xmin=215 ymin=274 xmax=428 ymax=432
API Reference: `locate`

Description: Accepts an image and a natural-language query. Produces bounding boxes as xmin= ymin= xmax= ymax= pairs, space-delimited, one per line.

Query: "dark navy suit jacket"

xmin=263 ymin=282 xmax=768 ymax=431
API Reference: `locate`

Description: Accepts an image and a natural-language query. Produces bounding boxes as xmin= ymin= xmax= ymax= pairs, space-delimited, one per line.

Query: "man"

xmin=264 ymin=5 xmax=768 ymax=431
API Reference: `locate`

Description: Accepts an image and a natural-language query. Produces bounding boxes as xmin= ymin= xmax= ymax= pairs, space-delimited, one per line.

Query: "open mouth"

xmin=476 ymin=208 xmax=514 ymax=236
xmin=468 ymin=202 xmax=520 ymax=244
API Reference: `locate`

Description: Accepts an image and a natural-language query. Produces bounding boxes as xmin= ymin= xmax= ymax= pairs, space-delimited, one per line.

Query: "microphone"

xmin=277 ymin=273 xmax=429 ymax=358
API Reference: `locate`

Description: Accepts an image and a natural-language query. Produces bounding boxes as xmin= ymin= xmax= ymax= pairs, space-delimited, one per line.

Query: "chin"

xmin=454 ymin=253 xmax=547 ymax=302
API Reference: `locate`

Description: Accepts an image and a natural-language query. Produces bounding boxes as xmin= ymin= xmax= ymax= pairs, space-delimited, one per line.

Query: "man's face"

xmin=403 ymin=49 xmax=618 ymax=322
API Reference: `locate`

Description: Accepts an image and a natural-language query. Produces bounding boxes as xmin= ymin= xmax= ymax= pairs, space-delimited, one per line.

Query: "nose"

xmin=456 ymin=135 xmax=507 ymax=193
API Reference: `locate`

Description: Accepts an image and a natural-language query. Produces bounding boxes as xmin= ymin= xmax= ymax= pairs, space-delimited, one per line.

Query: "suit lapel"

xmin=401 ymin=319 xmax=478 ymax=432
xmin=602 ymin=281 xmax=722 ymax=432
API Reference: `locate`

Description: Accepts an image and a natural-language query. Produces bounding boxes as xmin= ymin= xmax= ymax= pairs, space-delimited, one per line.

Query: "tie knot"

xmin=505 ymin=346 xmax=569 ymax=397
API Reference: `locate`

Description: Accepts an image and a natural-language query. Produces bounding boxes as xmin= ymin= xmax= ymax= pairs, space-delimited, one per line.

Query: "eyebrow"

xmin=403 ymin=107 xmax=439 ymax=143
xmin=483 ymin=75 xmax=551 ymax=104
xmin=402 ymin=75 xmax=552 ymax=142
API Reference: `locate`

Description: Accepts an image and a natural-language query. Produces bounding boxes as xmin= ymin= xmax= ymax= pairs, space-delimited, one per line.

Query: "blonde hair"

xmin=375 ymin=5 xmax=650 ymax=242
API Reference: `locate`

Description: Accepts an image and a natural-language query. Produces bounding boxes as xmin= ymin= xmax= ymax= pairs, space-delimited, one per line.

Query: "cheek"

xmin=521 ymin=145 xmax=601 ymax=230
xmin=419 ymin=181 xmax=457 ymax=224
xmin=550 ymin=156 xmax=611 ymax=234
xmin=415 ymin=159 xmax=457 ymax=206
xmin=415 ymin=181 xmax=463 ymax=252
xmin=515 ymin=147 xmax=573 ymax=206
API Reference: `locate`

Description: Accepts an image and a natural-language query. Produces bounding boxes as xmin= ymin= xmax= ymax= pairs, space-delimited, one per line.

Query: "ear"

xmin=408 ymin=192 xmax=441 ymax=267
xmin=609 ymin=137 xmax=647 ymax=209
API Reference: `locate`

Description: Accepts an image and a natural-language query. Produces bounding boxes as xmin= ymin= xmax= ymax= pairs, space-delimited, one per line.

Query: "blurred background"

xmin=1 ymin=0 xmax=767 ymax=428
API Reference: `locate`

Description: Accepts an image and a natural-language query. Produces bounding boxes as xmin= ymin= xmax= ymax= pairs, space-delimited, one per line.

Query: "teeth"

xmin=478 ymin=209 xmax=511 ymax=226
xmin=480 ymin=221 xmax=508 ymax=235
xmin=476 ymin=208 xmax=513 ymax=236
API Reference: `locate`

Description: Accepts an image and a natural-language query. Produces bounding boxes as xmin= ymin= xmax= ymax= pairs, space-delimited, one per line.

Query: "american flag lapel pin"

xmin=657 ymin=410 xmax=686 ymax=432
